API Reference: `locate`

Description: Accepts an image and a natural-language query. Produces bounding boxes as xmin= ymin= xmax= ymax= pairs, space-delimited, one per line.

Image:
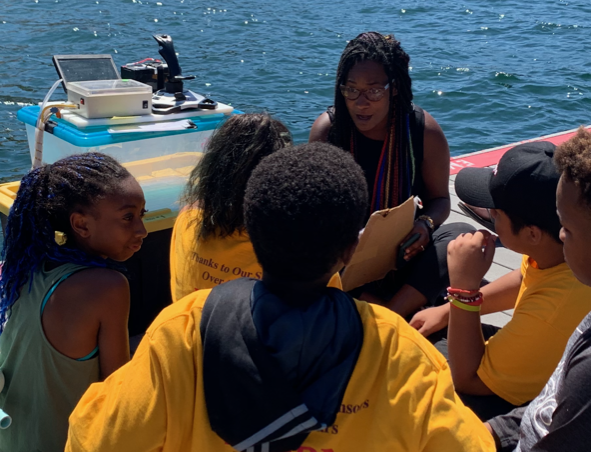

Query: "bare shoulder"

xmin=420 ymin=108 xmax=450 ymax=161
xmin=59 ymin=268 xmax=130 ymax=312
xmin=67 ymin=267 xmax=129 ymax=291
xmin=309 ymin=111 xmax=331 ymax=142
xmin=422 ymin=109 xmax=448 ymax=149
xmin=422 ymin=109 xmax=442 ymax=130
xmin=416 ymin=108 xmax=450 ymax=202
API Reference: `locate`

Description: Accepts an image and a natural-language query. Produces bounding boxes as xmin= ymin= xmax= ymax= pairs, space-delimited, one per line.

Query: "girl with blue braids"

xmin=310 ymin=32 xmax=474 ymax=317
xmin=0 ymin=152 xmax=147 ymax=452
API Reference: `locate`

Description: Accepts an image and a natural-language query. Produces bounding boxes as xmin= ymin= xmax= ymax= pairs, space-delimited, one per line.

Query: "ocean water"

xmin=1 ymin=0 xmax=591 ymax=183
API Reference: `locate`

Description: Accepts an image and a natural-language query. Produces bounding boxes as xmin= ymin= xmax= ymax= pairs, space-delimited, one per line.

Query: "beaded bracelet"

xmin=447 ymin=286 xmax=480 ymax=296
xmin=446 ymin=293 xmax=483 ymax=306
xmin=448 ymin=293 xmax=483 ymax=304
xmin=450 ymin=298 xmax=481 ymax=312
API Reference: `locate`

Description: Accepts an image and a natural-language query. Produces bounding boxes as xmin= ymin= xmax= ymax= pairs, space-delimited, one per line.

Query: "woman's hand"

xmin=409 ymin=304 xmax=450 ymax=337
xmin=401 ymin=220 xmax=431 ymax=261
xmin=448 ymin=230 xmax=497 ymax=291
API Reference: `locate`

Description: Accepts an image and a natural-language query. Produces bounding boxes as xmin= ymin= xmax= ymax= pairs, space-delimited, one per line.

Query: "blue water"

xmin=1 ymin=0 xmax=591 ymax=184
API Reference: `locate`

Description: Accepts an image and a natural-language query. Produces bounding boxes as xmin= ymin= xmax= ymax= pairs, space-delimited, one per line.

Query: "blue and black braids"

xmin=0 ymin=152 xmax=132 ymax=333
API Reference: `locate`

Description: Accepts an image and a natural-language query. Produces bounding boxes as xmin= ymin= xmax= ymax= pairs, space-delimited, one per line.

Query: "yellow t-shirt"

xmin=478 ymin=255 xmax=591 ymax=405
xmin=170 ymin=208 xmax=261 ymax=301
xmin=66 ymin=291 xmax=494 ymax=452
xmin=170 ymin=208 xmax=342 ymax=302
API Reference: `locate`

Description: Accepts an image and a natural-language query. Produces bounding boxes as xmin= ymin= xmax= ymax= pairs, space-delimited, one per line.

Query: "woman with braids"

xmin=310 ymin=31 xmax=473 ymax=317
xmin=171 ymin=113 xmax=342 ymax=302
xmin=0 ymin=152 xmax=147 ymax=452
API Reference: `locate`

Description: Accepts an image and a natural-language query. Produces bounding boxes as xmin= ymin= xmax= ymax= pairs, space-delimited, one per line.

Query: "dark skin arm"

xmin=42 ymin=267 xmax=131 ymax=380
xmin=309 ymin=111 xmax=331 ymax=143
xmin=447 ymin=230 xmax=497 ymax=395
xmin=409 ymin=268 xmax=522 ymax=337
xmin=401 ymin=110 xmax=451 ymax=260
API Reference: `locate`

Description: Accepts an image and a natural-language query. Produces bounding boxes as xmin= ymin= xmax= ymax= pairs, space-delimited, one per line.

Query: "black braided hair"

xmin=329 ymin=31 xmax=416 ymax=210
xmin=0 ymin=152 xmax=132 ymax=332
xmin=182 ymin=113 xmax=292 ymax=240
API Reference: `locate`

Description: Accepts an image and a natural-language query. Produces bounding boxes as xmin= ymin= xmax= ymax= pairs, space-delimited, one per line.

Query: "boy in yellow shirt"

xmin=66 ymin=143 xmax=493 ymax=452
xmin=411 ymin=141 xmax=591 ymax=420
xmin=487 ymin=127 xmax=591 ymax=451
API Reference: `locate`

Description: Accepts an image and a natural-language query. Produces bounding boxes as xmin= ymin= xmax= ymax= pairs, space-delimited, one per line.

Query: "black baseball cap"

xmin=454 ymin=141 xmax=560 ymax=233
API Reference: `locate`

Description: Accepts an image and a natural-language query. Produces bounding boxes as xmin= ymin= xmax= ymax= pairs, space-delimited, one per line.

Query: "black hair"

xmin=555 ymin=126 xmax=591 ymax=209
xmin=182 ymin=113 xmax=292 ymax=240
xmin=504 ymin=207 xmax=561 ymax=244
xmin=244 ymin=142 xmax=368 ymax=281
xmin=0 ymin=153 xmax=132 ymax=332
xmin=329 ymin=31 xmax=416 ymax=211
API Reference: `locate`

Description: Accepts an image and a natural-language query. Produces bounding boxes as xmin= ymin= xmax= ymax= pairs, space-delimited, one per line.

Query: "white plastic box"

xmin=67 ymin=79 xmax=152 ymax=118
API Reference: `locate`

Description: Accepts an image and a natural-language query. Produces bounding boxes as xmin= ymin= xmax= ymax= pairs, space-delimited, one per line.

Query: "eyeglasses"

xmin=339 ymin=82 xmax=390 ymax=102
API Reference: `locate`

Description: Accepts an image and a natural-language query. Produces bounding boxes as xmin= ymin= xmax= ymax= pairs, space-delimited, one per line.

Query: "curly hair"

xmin=0 ymin=153 xmax=132 ymax=332
xmin=181 ymin=113 xmax=292 ymax=240
xmin=244 ymin=142 xmax=368 ymax=281
xmin=554 ymin=126 xmax=591 ymax=208
xmin=329 ymin=31 xmax=416 ymax=211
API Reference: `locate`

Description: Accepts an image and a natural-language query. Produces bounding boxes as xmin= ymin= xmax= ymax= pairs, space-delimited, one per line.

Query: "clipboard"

xmin=341 ymin=196 xmax=415 ymax=292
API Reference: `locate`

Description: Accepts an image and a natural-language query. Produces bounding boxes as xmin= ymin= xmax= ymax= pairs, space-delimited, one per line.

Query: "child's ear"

xmin=70 ymin=212 xmax=92 ymax=238
xmin=527 ymin=225 xmax=544 ymax=245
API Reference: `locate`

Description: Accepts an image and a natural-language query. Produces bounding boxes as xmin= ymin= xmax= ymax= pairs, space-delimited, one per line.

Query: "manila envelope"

xmin=341 ymin=196 xmax=415 ymax=292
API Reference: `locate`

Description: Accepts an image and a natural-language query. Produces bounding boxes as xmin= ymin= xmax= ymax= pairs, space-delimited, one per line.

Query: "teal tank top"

xmin=0 ymin=263 xmax=100 ymax=452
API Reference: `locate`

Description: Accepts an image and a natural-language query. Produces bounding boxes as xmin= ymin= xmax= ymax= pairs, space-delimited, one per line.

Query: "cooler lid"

xmin=67 ymin=79 xmax=152 ymax=96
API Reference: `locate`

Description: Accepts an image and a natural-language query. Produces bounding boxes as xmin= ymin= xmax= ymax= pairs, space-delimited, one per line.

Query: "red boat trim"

xmin=449 ymin=125 xmax=591 ymax=174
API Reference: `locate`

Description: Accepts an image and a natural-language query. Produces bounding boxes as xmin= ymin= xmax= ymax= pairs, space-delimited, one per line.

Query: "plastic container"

xmin=17 ymin=104 xmax=239 ymax=222
xmin=124 ymin=152 xmax=203 ymax=220
xmin=18 ymin=105 xmax=233 ymax=164
xmin=67 ymin=79 xmax=152 ymax=118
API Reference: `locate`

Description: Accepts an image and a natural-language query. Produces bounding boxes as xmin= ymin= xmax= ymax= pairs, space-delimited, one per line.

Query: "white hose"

xmin=0 ymin=409 xmax=10 ymax=429
xmin=33 ymin=79 xmax=63 ymax=169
